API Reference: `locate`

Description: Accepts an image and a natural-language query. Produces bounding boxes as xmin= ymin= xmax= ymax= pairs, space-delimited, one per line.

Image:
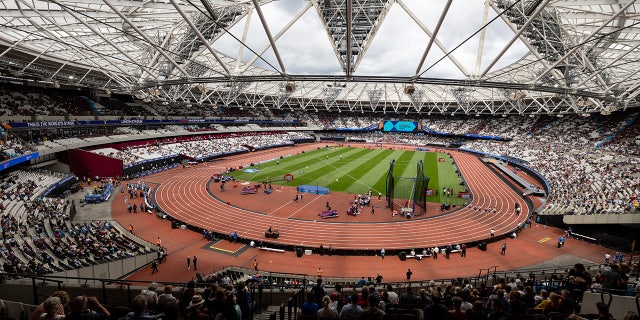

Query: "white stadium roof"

xmin=0 ymin=0 xmax=638 ymax=115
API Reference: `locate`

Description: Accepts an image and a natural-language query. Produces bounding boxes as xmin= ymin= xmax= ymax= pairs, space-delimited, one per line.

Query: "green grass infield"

xmin=229 ymin=146 xmax=468 ymax=205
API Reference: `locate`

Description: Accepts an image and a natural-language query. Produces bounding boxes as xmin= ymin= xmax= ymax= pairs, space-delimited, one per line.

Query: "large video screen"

xmin=382 ymin=120 xmax=418 ymax=132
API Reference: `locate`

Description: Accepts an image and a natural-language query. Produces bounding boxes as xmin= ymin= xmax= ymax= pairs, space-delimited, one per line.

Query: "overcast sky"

xmin=214 ymin=0 xmax=530 ymax=79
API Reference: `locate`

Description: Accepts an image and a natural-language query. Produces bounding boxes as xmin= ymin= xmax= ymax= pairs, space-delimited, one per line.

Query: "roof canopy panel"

xmin=0 ymin=0 xmax=638 ymax=115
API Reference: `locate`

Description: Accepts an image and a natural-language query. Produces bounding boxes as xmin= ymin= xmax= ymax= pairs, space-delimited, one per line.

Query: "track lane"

xmin=153 ymin=147 xmax=530 ymax=250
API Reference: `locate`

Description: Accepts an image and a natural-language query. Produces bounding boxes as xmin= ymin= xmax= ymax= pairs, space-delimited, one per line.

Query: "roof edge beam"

xmin=474 ymin=2 xmax=490 ymax=77
xmin=346 ymin=0 xmax=352 ymax=77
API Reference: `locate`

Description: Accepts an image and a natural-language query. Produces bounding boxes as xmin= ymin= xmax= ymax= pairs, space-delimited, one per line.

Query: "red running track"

xmin=151 ymin=146 xmax=531 ymax=250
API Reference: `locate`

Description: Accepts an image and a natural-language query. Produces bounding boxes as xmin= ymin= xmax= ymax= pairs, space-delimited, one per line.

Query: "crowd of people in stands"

xmin=335 ymin=132 xmax=452 ymax=147
xmin=11 ymin=278 xmax=257 ymax=320
xmin=0 ymin=84 xmax=93 ymax=117
xmin=0 ymin=169 xmax=150 ymax=278
xmin=24 ymin=290 xmax=113 ymax=320
xmin=313 ymin=113 xmax=380 ymax=129
xmin=307 ymin=111 xmax=640 ymax=216
xmin=1 ymin=241 xmax=638 ymax=320
xmin=0 ymin=128 xmax=29 ymax=161
xmin=4 ymin=107 xmax=639 ymax=216
xmin=0 ymin=171 xmax=70 ymax=275
xmin=461 ymin=114 xmax=640 ymax=215
xmin=239 ymin=260 xmax=638 ymax=320
xmin=91 ymin=132 xmax=313 ymax=166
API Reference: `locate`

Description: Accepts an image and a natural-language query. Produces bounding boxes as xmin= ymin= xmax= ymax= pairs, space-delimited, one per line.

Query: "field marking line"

xmin=537 ymin=237 xmax=551 ymax=243
xmin=315 ymin=157 xmax=382 ymax=194
xmin=286 ymin=194 xmax=323 ymax=219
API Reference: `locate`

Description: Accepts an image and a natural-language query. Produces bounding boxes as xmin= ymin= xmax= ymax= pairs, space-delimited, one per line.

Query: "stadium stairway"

xmin=79 ymin=96 xmax=102 ymax=116
xmin=140 ymin=103 xmax=161 ymax=116
xmin=255 ymin=305 xmax=283 ymax=320
xmin=7 ymin=239 xmax=31 ymax=266
xmin=593 ymin=113 xmax=605 ymax=135
xmin=595 ymin=112 xmax=638 ymax=149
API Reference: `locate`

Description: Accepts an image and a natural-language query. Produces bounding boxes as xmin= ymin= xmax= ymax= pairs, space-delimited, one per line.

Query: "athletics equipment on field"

xmin=321 ymin=210 xmax=339 ymax=218
xmin=297 ymin=185 xmax=330 ymax=195
xmin=385 ymin=160 xmax=429 ymax=216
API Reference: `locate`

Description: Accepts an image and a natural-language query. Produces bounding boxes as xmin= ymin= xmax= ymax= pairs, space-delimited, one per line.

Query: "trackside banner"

xmin=1 ymin=151 xmax=40 ymax=172
xmin=3 ymin=118 xmax=302 ymax=128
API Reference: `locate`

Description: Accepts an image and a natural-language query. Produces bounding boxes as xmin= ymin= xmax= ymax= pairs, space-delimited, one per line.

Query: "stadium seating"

xmin=0 ymin=170 xmax=153 ymax=277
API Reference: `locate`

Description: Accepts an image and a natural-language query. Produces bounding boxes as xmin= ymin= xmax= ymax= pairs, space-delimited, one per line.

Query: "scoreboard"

xmin=380 ymin=120 xmax=420 ymax=132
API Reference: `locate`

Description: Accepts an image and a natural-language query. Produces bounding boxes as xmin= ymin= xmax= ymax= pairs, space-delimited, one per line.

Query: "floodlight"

xmin=285 ymin=83 xmax=296 ymax=92
xmin=404 ymin=85 xmax=415 ymax=95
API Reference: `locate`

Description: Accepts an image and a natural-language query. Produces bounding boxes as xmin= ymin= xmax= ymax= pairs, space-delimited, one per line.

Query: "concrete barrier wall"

xmin=564 ymin=214 xmax=640 ymax=225
xmin=581 ymin=291 xmax=638 ymax=319
xmin=47 ymin=252 xmax=155 ymax=285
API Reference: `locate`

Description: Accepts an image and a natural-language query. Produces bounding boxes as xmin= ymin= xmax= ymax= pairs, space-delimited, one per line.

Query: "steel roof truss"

xmin=18 ymin=11 xmax=130 ymax=86
xmin=533 ymin=0 xmax=634 ymax=88
xmin=169 ymin=0 xmax=230 ymax=76
xmin=481 ymin=0 xmax=553 ymax=78
xmin=51 ymin=0 xmax=158 ymax=82
xmin=396 ymin=0 xmax=470 ymax=77
xmin=103 ymin=0 xmax=191 ymax=80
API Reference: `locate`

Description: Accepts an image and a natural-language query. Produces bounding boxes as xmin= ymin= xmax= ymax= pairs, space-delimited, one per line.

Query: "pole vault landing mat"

xmin=297 ymin=185 xmax=330 ymax=195
xmin=203 ymin=240 xmax=248 ymax=257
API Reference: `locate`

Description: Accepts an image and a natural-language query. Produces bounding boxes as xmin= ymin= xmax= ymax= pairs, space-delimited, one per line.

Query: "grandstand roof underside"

xmin=0 ymin=0 xmax=639 ymax=115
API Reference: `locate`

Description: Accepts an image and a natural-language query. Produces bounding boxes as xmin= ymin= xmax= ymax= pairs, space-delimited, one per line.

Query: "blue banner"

xmin=420 ymin=128 xmax=507 ymax=141
xmin=462 ymin=133 xmax=508 ymax=141
xmin=1 ymin=152 xmax=40 ymax=172
xmin=334 ymin=128 xmax=370 ymax=132
xmin=41 ymin=174 xmax=76 ymax=197
xmin=84 ymin=183 xmax=113 ymax=203
xmin=5 ymin=118 xmax=303 ymax=129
